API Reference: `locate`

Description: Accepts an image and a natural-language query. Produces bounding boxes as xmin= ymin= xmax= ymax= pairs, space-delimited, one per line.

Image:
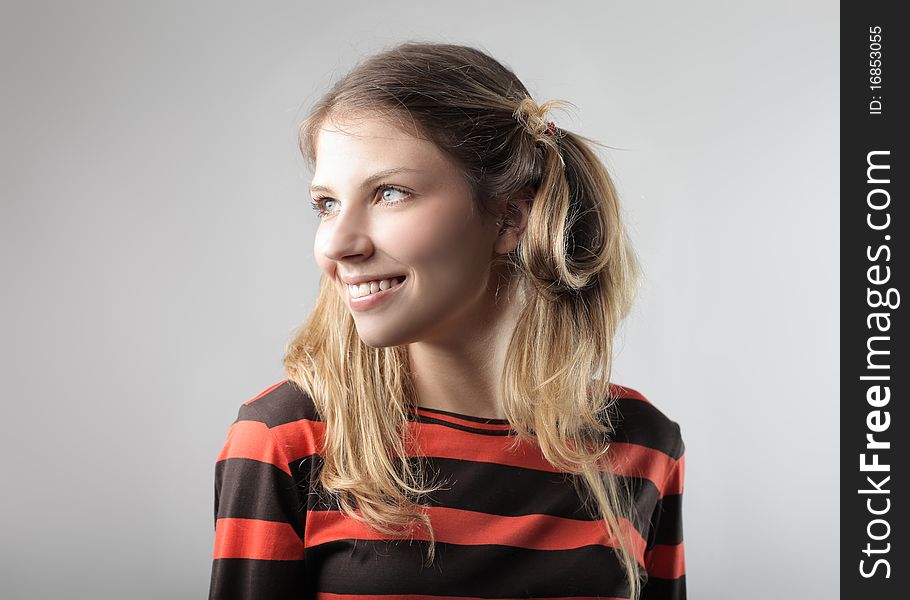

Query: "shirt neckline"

xmin=406 ymin=404 xmax=515 ymax=432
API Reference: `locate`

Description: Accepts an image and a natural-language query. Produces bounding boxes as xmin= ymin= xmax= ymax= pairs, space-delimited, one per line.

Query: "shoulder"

xmin=606 ymin=382 xmax=684 ymax=460
xmin=223 ymin=379 xmax=324 ymax=465
xmin=233 ymin=378 xmax=321 ymax=428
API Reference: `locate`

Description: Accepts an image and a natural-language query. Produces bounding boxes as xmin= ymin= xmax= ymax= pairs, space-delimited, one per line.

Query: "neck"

xmin=406 ymin=274 xmax=526 ymax=420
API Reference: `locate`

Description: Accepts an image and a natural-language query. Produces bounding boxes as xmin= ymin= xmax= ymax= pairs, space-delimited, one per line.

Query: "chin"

xmin=352 ymin=322 xmax=410 ymax=349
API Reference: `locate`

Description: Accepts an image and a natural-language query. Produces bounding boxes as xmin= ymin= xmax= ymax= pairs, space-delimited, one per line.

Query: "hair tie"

xmin=542 ymin=121 xmax=564 ymax=157
xmin=513 ymin=97 xmax=565 ymax=163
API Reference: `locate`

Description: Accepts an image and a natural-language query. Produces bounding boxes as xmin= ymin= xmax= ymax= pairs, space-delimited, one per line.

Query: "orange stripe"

xmin=318 ymin=595 xmax=626 ymax=600
xmin=646 ymin=542 xmax=685 ymax=579
xmin=404 ymin=421 xmax=558 ymax=471
xmin=213 ymin=518 xmax=305 ymax=561
xmin=608 ymin=383 xmax=649 ymax=404
xmin=408 ymin=428 xmax=681 ymax=496
xmin=410 ymin=407 xmax=514 ymax=431
xmin=217 ymin=420 xmax=290 ymax=476
xmin=306 ymin=506 xmax=647 ymax=565
xmin=607 ymin=442 xmax=681 ymax=498
xmin=244 ymin=379 xmax=288 ymax=405
xmin=664 ymin=454 xmax=685 ymax=495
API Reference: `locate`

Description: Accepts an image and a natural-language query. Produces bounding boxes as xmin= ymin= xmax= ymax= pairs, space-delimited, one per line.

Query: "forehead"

xmin=313 ymin=114 xmax=449 ymax=172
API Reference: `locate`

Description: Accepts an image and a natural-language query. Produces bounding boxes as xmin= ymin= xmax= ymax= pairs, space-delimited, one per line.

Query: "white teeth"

xmin=348 ymin=277 xmax=404 ymax=299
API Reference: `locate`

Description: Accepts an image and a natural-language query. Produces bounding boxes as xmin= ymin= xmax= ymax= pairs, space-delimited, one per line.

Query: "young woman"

xmin=209 ymin=42 xmax=685 ymax=600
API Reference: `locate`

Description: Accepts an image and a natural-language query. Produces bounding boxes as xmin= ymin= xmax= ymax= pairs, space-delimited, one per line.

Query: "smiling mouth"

xmin=347 ymin=275 xmax=407 ymax=299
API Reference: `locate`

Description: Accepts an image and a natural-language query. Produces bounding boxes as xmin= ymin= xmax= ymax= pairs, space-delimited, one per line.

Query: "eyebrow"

xmin=309 ymin=167 xmax=424 ymax=195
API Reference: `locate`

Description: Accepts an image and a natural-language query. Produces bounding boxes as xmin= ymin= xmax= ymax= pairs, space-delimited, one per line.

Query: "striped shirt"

xmin=209 ymin=379 xmax=685 ymax=599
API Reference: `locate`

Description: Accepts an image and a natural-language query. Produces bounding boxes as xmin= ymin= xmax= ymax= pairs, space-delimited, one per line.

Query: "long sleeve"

xmin=640 ymin=425 xmax=686 ymax=600
xmin=209 ymin=402 xmax=309 ymax=599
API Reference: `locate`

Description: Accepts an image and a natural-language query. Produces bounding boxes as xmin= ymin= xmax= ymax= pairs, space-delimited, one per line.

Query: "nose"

xmin=316 ymin=201 xmax=375 ymax=263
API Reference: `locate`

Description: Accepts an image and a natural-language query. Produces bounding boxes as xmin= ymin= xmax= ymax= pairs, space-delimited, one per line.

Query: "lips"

xmin=348 ymin=275 xmax=406 ymax=299
xmin=346 ymin=275 xmax=407 ymax=312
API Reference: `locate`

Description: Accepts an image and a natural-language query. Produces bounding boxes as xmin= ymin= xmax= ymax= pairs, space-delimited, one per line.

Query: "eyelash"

xmin=310 ymin=183 xmax=411 ymax=217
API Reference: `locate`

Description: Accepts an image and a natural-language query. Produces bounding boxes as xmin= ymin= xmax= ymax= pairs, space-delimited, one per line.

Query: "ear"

xmin=492 ymin=190 xmax=533 ymax=255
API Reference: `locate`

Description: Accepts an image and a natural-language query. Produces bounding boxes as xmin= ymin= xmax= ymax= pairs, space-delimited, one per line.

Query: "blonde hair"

xmin=284 ymin=41 xmax=644 ymax=598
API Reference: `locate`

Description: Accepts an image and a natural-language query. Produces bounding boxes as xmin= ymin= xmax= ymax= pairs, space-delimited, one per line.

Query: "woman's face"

xmin=310 ymin=114 xmax=505 ymax=348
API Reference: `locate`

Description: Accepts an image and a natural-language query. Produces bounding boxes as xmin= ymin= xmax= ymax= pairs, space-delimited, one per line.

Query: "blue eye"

xmin=310 ymin=197 xmax=337 ymax=216
xmin=379 ymin=185 xmax=410 ymax=204
xmin=310 ymin=184 xmax=411 ymax=219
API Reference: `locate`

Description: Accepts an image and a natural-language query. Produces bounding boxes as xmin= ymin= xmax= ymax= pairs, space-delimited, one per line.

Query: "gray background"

xmin=1 ymin=1 xmax=838 ymax=598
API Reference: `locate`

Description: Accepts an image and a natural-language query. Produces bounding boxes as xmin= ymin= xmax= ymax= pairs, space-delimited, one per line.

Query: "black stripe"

xmin=649 ymin=493 xmax=683 ymax=546
xmin=409 ymin=413 xmax=516 ymax=435
xmin=292 ymin=453 xmax=664 ymax=539
xmin=241 ymin=381 xmax=321 ymax=428
xmin=420 ymin=457 xmax=664 ymax=537
xmin=307 ymin=539 xmax=631 ymax=597
xmin=641 ymin=574 xmax=686 ymax=600
xmin=209 ymin=558 xmax=308 ymax=600
xmin=419 ymin=456 xmax=600 ymax=518
xmin=413 ymin=405 xmax=511 ymax=424
xmin=215 ymin=458 xmax=307 ymax=539
xmin=611 ymin=398 xmax=684 ymax=459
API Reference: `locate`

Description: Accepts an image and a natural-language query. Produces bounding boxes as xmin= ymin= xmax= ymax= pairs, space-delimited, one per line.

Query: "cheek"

xmin=313 ymin=230 xmax=332 ymax=274
xmin=397 ymin=212 xmax=491 ymax=281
